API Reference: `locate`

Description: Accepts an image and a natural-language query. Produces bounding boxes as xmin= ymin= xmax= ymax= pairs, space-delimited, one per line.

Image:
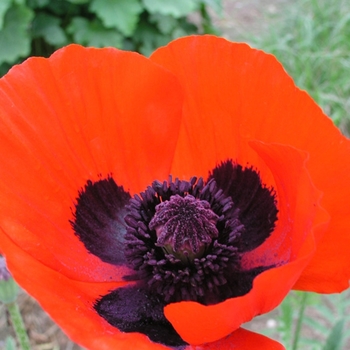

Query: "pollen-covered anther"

xmin=149 ymin=194 xmax=219 ymax=263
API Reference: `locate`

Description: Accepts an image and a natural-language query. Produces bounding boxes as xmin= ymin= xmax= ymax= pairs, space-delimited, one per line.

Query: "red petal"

xmin=188 ymin=328 xmax=285 ymax=350
xmin=164 ymin=142 xmax=328 ymax=344
xmin=0 ymin=44 xmax=183 ymax=282
xmin=3 ymin=227 xmax=286 ymax=350
xmin=151 ymin=35 xmax=350 ymax=291
xmin=1 ymin=229 xmax=169 ymax=350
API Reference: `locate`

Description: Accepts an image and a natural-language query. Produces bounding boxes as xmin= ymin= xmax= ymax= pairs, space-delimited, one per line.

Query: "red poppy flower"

xmin=0 ymin=35 xmax=349 ymax=349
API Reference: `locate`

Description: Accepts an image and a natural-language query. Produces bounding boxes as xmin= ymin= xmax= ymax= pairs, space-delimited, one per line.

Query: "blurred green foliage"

xmin=259 ymin=290 xmax=350 ymax=350
xmin=0 ymin=0 xmax=222 ymax=76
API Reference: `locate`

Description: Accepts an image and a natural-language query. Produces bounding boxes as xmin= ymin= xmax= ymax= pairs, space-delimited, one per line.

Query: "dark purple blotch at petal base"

xmin=71 ymin=177 xmax=130 ymax=265
xmin=95 ymin=286 xmax=188 ymax=348
xmin=209 ymin=160 xmax=278 ymax=252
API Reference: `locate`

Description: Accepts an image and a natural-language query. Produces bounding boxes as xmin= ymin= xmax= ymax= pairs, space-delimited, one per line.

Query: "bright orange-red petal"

xmin=150 ymin=35 xmax=350 ymax=292
xmin=164 ymin=142 xmax=328 ymax=344
xmin=1 ymin=228 xmax=169 ymax=350
xmin=0 ymin=44 xmax=183 ymax=282
xmin=3 ymin=222 xmax=285 ymax=350
xmin=189 ymin=328 xmax=285 ymax=350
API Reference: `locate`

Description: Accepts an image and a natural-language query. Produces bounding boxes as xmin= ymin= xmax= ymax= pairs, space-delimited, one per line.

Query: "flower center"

xmin=74 ymin=161 xmax=278 ymax=347
xmin=123 ymin=176 xmax=249 ymax=304
xmin=149 ymin=195 xmax=219 ymax=263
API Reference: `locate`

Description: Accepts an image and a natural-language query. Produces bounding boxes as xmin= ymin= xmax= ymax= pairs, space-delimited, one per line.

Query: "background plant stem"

xmin=7 ymin=301 xmax=31 ymax=350
xmin=292 ymin=292 xmax=308 ymax=350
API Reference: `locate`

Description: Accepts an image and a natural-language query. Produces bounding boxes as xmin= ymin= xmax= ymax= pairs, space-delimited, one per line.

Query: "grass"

xmin=245 ymin=289 xmax=350 ymax=350
xmin=246 ymin=0 xmax=350 ymax=134
xmin=277 ymin=290 xmax=350 ymax=350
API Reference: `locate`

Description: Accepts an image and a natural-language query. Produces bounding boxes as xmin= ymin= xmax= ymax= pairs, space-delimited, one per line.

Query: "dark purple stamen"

xmin=149 ymin=194 xmax=219 ymax=262
xmin=124 ymin=175 xmax=248 ymax=304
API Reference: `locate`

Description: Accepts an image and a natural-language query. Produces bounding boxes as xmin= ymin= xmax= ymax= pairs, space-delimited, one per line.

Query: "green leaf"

xmin=46 ymin=0 xmax=80 ymax=16
xmin=200 ymin=0 xmax=223 ymax=15
xmin=31 ymin=12 xmax=67 ymax=46
xmin=142 ymin=0 xmax=197 ymax=18
xmin=0 ymin=0 xmax=12 ymax=30
xmin=27 ymin=0 xmax=50 ymax=8
xmin=0 ymin=62 xmax=12 ymax=77
xmin=67 ymin=17 xmax=123 ymax=48
xmin=0 ymin=4 xmax=34 ymax=65
xmin=172 ymin=26 xmax=194 ymax=39
xmin=174 ymin=18 xmax=198 ymax=36
xmin=322 ymin=319 xmax=345 ymax=350
xmin=149 ymin=13 xmax=177 ymax=34
xmin=132 ymin=21 xmax=170 ymax=56
xmin=67 ymin=0 xmax=89 ymax=3
xmin=90 ymin=0 xmax=142 ymax=36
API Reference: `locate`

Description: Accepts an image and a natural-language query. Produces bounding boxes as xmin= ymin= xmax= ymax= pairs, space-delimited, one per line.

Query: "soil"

xmin=0 ymin=1 xmax=322 ymax=349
